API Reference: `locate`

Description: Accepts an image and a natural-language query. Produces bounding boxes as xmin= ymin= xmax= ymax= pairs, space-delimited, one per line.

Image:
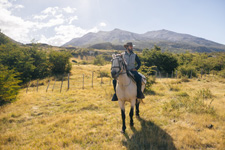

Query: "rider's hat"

xmin=124 ymin=42 xmax=133 ymax=49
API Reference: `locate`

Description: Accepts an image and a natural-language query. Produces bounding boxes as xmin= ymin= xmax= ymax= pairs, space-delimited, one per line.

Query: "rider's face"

xmin=127 ymin=45 xmax=133 ymax=51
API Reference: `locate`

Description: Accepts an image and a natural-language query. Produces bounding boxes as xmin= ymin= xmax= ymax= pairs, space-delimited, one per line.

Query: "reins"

xmin=111 ymin=56 xmax=132 ymax=87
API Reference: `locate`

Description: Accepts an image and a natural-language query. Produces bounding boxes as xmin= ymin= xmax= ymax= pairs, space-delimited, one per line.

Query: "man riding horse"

xmin=112 ymin=42 xmax=145 ymax=101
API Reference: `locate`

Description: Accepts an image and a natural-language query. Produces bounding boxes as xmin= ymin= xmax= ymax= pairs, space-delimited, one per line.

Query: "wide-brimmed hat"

xmin=124 ymin=42 xmax=133 ymax=49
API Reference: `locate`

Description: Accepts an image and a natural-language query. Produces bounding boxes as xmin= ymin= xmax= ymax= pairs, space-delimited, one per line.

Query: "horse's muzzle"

xmin=111 ymin=70 xmax=117 ymax=79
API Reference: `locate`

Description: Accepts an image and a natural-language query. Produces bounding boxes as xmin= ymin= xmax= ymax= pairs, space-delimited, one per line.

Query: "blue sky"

xmin=0 ymin=0 xmax=224 ymax=46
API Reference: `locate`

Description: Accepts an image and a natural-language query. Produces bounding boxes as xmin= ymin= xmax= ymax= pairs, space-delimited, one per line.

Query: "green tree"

xmin=141 ymin=46 xmax=178 ymax=74
xmin=0 ymin=65 xmax=20 ymax=105
xmin=49 ymin=51 xmax=72 ymax=74
xmin=93 ymin=55 xmax=105 ymax=66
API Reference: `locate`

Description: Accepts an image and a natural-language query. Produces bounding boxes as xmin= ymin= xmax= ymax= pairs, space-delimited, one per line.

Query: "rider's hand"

xmin=132 ymin=69 xmax=137 ymax=71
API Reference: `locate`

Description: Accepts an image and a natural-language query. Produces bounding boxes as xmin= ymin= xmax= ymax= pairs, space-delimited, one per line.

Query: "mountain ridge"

xmin=62 ymin=29 xmax=225 ymax=52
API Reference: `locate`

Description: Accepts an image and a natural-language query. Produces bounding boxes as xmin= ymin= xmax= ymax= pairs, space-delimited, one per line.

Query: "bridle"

xmin=111 ymin=56 xmax=127 ymax=79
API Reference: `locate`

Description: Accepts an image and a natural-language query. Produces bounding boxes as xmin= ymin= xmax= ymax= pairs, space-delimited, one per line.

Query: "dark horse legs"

xmin=136 ymin=99 xmax=140 ymax=117
xmin=129 ymin=107 xmax=134 ymax=126
xmin=121 ymin=109 xmax=126 ymax=133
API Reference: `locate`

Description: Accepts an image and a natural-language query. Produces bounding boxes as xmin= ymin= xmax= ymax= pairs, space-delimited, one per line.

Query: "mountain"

xmin=0 ymin=31 xmax=22 ymax=45
xmin=62 ymin=29 xmax=225 ymax=52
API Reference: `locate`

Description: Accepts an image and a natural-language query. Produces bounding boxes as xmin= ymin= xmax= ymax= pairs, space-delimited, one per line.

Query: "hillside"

xmin=0 ymin=31 xmax=21 ymax=45
xmin=62 ymin=29 xmax=225 ymax=52
xmin=0 ymin=63 xmax=225 ymax=149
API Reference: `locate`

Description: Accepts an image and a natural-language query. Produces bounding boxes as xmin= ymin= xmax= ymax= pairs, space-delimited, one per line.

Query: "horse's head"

xmin=111 ymin=54 xmax=127 ymax=79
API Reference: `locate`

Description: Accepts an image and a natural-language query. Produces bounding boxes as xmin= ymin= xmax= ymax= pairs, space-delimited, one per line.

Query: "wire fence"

xmin=25 ymin=69 xmax=217 ymax=93
xmin=26 ymin=72 xmax=113 ymax=93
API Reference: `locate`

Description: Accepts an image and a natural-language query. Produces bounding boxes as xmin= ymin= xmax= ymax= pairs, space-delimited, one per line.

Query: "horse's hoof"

xmin=130 ymin=122 xmax=134 ymax=127
xmin=136 ymin=114 xmax=140 ymax=118
xmin=121 ymin=130 xmax=125 ymax=134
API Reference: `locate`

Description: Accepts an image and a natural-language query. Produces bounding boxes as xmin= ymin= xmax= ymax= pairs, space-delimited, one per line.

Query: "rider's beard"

xmin=128 ymin=48 xmax=133 ymax=52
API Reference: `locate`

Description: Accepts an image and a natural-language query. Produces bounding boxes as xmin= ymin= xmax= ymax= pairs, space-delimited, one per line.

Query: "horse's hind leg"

xmin=136 ymin=99 xmax=140 ymax=117
xmin=119 ymin=101 xmax=126 ymax=133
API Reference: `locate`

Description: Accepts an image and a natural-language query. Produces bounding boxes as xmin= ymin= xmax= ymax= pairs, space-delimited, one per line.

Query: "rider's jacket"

xmin=122 ymin=51 xmax=141 ymax=71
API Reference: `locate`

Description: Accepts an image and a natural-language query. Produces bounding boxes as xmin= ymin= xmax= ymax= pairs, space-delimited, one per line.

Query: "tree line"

xmin=0 ymin=33 xmax=72 ymax=105
xmin=139 ymin=45 xmax=225 ymax=78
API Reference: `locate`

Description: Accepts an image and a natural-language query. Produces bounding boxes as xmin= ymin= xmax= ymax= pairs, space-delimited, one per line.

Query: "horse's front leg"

xmin=119 ymin=100 xmax=126 ymax=133
xmin=136 ymin=99 xmax=140 ymax=117
xmin=129 ymin=99 xmax=136 ymax=126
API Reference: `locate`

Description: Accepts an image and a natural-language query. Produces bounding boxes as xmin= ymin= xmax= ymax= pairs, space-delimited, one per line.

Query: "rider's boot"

xmin=137 ymin=80 xmax=145 ymax=99
xmin=112 ymin=80 xmax=118 ymax=101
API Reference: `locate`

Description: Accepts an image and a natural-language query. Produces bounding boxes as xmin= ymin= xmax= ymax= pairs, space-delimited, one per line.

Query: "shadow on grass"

xmin=122 ymin=117 xmax=176 ymax=150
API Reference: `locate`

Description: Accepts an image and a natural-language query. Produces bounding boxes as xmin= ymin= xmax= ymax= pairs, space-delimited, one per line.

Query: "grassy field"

xmin=0 ymin=63 xmax=225 ymax=150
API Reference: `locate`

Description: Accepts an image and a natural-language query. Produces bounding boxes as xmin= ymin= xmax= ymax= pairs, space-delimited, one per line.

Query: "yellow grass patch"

xmin=0 ymin=64 xmax=225 ymax=149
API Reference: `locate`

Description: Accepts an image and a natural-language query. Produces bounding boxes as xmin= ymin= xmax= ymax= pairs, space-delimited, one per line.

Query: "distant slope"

xmin=0 ymin=31 xmax=22 ymax=45
xmin=62 ymin=29 xmax=225 ymax=52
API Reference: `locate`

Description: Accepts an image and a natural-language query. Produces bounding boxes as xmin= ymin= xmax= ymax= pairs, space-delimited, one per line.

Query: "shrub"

xmin=177 ymin=65 xmax=197 ymax=78
xmin=98 ymin=70 xmax=110 ymax=78
xmin=0 ymin=65 xmax=20 ymax=105
xmin=93 ymin=55 xmax=105 ymax=66
xmin=219 ymin=69 xmax=225 ymax=78
xmin=49 ymin=51 xmax=72 ymax=75
xmin=163 ymin=88 xmax=215 ymax=115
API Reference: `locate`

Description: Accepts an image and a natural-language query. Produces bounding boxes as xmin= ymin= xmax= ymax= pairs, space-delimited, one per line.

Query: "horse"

xmin=111 ymin=54 xmax=146 ymax=133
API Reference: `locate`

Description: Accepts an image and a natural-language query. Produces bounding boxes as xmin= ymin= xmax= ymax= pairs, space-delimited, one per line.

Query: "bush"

xmin=141 ymin=46 xmax=178 ymax=74
xmin=219 ymin=69 xmax=225 ymax=78
xmin=139 ymin=65 xmax=156 ymax=93
xmin=98 ymin=70 xmax=110 ymax=78
xmin=0 ymin=65 xmax=20 ymax=105
xmin=177 ymin=65 xmax=197 ymax=78
xmin=93 ymin=55 xmax=105 ymax=66
xmin=49 ymin=51 xmax=72 ymax=75
xmin=163 ymin=88 xmax=215 ymax=115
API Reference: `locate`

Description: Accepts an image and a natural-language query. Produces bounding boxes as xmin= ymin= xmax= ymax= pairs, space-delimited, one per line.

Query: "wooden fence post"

xmin=92 ymin=72 xmax=94 ymax=88
xmin=26 ymin=80 xmax=31 ymax=93
xmin=52 ymin=78 xmax=56 ymax=91
xmin=67 ymin=73 xmax=70 ymax=90
xmin=60 ymin=77 xmax=63 ymax=93
xmin=83 ymin=74 xmax=84 ymax=89
xmin=101 ymin=74 xmax=103 ymax=86
xmin=201 ymin=69 xmax=203 ymax=78
xmin=46 ymin=79 xmax=50 ymax=92
xmin=37 ymin=80 xmax=39 ymax=92
xmin=166 ymin=73 xmax=168 ymax=78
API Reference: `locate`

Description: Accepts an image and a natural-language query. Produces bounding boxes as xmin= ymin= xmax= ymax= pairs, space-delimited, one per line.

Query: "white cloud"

xmin=0 ymin=1 xmax=100 ymax=46
xmin=0 ymin=0 xmax=34 ymax=43
xmin=14 ymin=4 xmax=24 ymax=9
xmin=99 ymin=22 xmax=106 ymax=27
xmin=41 ymin=6 xmax=59 ymax=15
xmin=38 ymin=25 xmax=98 ymax=46
xmin=63 ymin=7 xmax=76 ymax=14
xmin=34 ymin=14 xmax=48 ymax=20
xmin=68 ymin=16 xmax=78 ymax=24
xmin=37 ymin=18 xmax=64 ymax=29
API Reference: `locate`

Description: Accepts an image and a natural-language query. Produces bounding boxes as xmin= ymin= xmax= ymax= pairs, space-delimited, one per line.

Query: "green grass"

xmin=0 ymin=64 xmax=225 ymax=149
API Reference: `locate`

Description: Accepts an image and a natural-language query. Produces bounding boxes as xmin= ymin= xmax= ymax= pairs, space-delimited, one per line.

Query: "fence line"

xmin=25 ymin=69 xmax=216 ymax=93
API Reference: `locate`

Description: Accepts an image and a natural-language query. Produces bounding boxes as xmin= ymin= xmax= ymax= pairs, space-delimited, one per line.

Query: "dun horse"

xmin=111 ymin=54 xmax=145 ymax=133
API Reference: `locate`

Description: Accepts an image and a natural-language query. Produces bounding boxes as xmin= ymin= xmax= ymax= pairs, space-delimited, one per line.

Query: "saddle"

xmin=127 ymin=71 xmax=147 ymax=85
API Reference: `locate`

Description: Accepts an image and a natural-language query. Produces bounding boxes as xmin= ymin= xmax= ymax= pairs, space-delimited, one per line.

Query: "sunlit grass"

xmin=0 ymin=64 xmax=225 ymax=149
